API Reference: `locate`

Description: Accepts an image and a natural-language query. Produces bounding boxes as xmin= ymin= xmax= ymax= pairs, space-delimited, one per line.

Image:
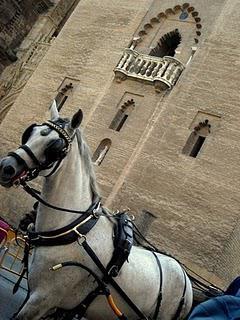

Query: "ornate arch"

xmin=136 ymin=3 xmax=202 ymax=47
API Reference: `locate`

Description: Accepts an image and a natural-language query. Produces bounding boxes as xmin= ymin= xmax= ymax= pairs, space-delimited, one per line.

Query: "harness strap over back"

xmin=106 ymin=212 xmax=134 ymax=277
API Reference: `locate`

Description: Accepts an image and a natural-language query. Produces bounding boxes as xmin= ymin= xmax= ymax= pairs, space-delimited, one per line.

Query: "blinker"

xmin=45 ymin=138 xmax=67 ymax=162
xmin=21 ymin=124 xmax=36 ymax=145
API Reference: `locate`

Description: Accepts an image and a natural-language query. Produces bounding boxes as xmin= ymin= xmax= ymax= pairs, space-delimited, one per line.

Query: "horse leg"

xmin=13 ymin=292 xmax=55 ymax=320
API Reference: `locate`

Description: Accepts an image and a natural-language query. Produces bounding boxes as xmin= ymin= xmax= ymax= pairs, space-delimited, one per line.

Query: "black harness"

xmin=11 ymin=119 xmax=186 ymax=320
xmin=9 ymin=119 xmax=72 ymax=181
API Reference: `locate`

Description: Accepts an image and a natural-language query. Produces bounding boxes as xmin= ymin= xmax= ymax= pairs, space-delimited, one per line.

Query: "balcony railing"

xmin=114 ymin=48 xmax=185 ymax=92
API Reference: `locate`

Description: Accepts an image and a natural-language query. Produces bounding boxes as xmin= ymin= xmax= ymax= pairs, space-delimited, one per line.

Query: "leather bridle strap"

xmin=9 ymin=121 xmax=73 ymax=180
xmin=8 ymin=151 xmax=28 ymax=168
xmin=44 ymin=121 xmax=72 ymax=147
xmin=19 ymin=145 xmax=42 ymax=167
xmin=21 ymin=181 xmax=101 ymax=216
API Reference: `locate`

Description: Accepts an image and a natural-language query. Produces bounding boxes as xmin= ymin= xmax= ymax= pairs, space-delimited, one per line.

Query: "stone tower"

xmin=0 ymin=0 xmax=239 ymax=287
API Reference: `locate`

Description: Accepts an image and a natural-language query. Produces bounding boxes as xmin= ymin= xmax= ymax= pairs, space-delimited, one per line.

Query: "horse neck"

xmin=35 ymin=137 xmax=93 ymax=232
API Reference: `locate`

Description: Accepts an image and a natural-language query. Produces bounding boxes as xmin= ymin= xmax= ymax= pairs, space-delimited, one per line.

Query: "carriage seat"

xmin=106 ymin=211 xmax=134 ymax=278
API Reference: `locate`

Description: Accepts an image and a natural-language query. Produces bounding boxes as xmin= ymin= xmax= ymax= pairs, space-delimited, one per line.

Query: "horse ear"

xmin=70 ymin=109 xmax=83 ymax=129
xmin=50 ymin=100 xmax=59 ymax=120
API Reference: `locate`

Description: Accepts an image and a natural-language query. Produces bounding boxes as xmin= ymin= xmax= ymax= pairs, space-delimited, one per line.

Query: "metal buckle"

xmin=74 ymin=227 xmax=86 ymax=244
xmin=93 ymin=202 xmax=101 ymax=218
xmin=77 ymin=235 xmax=86 ymax=246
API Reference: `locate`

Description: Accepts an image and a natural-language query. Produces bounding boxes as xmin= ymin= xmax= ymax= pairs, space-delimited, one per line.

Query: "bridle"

xmin=8 ymin=119 xmax=73 ymax=182
xmin=8 ymin=119 xmax=102 ymax=216
xmin=10 ymin=119 xmax=172 ymax=320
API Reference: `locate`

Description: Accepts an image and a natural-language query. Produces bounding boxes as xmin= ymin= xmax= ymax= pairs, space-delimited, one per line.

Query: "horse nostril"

xmin=3 ymin=165 xmax=16 ymax=177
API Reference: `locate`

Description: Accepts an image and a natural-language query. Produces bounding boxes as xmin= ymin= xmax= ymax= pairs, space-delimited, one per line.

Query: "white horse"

xmin=0 ymin=102 xmax=192 ymax=320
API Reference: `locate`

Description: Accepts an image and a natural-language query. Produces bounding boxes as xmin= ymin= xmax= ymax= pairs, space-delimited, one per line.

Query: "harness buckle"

xmin=77 ymin=235 xmax=86 ymax=246
xmin=93 ymin=202 xmax=101 ymax=218
xmin=74 ymin=227 xmax=86 ymax=243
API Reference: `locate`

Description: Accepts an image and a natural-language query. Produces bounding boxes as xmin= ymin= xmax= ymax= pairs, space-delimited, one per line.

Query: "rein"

xmin=21 ymin=181 xmax=101 ymax=216
xmin=12 ymin=119 xmax=186 ymax=320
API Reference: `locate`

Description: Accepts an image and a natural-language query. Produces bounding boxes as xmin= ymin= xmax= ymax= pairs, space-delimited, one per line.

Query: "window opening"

xmin=109 ymin=99 xmax=135 ymax=131
xmin=92 ymin=139 xmax=111 ymax=166
xmin=190 ymin=136 xmax=205 ymax=158
xmin=55 ymin=83 xmax=73 ymax=111
xmin=149 ymin=29 xmax=181 ymax=58
xmin=183 ymin=119 xmax=211 ymax=158
xmin=116 ymin=114 xmax=128 ymax=131
xmin=57 ymin=95 xmax=68 ymax=111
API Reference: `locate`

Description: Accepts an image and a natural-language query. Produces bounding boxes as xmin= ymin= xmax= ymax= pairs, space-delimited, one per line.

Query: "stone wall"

xmin=1 ymin=0 xmax=240 ymax=286
xmin=0 ymin=0 xmax=54 ymax=72
xmin=0 ymin=0 xmax=80 ymax=122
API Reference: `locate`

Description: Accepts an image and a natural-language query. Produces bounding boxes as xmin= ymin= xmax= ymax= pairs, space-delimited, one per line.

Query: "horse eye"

xmin=40 ymin=128 xmax=51 ymax=136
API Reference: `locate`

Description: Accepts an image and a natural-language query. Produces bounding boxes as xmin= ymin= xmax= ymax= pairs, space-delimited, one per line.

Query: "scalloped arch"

xmin=137 ymin=3 xmax=202 ymax=45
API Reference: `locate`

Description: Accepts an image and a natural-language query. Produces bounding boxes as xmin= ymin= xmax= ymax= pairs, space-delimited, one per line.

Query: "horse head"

xmin=0 ymin=100 xmax=83 ymax=188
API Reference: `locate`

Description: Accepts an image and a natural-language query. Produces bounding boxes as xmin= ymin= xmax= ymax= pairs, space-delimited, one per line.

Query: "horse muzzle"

xmin=0 ymin=157 xmax=27 ymax=188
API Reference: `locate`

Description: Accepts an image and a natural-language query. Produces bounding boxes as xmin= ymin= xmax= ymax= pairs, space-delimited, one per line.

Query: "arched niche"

xmin=134 ymin=3 xmax=202 ymax=64
xmin=182 ymin=120 xmax=211 ymax=157
xmin=109 ymin=99 xmax=135 ymax=131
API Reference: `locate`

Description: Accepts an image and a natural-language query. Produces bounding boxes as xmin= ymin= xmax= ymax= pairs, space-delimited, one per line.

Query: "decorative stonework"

xmin=194 ymin=119 xmax=211 ymax=135
xmin=114 ymin=3 xmax=201 ymax=92
xmin=114 ymin=48 xmax=184 ymax=92
xmin=136 ymin=3 xmax=202 ymax=46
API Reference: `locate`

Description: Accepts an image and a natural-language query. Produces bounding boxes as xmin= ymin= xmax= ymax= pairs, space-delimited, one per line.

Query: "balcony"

xmin=114 ymin=48 xmax=185 ymax=92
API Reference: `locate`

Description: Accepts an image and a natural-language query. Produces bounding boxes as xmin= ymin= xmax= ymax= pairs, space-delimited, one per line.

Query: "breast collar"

xmin=25 ymin=199 xmax=101 ymax=247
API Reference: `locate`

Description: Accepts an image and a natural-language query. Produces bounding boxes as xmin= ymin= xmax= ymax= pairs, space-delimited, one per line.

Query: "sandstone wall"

xmin=1 ymin=0 xmax=240 ymax=286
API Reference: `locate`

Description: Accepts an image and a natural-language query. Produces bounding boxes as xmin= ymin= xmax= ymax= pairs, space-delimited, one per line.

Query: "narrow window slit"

xmin=109 ymin=99 xmax=135 ymax=132
xmin=182 ymin=119 xmax=211 ymax=158
xmin=189 ymin=136 xmax=205 ymax=157
xmin=54 ymin=82 xmax=73 ymax=111
xmin=58 ymin=96 xmax=68 ymax=111
xmin=116 ymin=114 xmax=128 ymax=131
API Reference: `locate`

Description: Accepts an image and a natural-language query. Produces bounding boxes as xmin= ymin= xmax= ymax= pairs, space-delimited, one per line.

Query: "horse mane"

xmin=75 ymin=128 xmax=100 ymax=199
